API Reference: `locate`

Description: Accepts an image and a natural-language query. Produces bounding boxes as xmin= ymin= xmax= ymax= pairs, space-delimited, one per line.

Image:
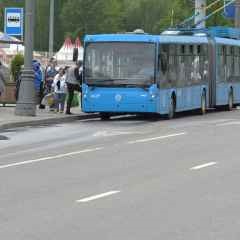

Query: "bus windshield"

xmin=84 ymin=42 xmax=155 ymax=87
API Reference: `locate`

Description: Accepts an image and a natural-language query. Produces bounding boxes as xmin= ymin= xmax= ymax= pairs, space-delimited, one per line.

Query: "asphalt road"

xmin=1 ymin=109 xmax=240 ymax=239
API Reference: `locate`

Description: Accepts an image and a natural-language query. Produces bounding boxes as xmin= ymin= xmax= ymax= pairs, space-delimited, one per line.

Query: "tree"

xmin=10 ymin=53 xmax=24 ymax=82
xmin=123 ymin=0 xmax=192 ymax=33
xmin=0 ymin=0 xmax=237 ymax=52
xmin=34 ymin=0 xmax=50 ymax=52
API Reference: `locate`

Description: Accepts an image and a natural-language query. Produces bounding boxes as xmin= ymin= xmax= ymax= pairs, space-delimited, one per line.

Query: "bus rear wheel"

xmin=168 ymin=97 xmax=175 ymax=119
xmin=228 ymin=90 xmax=234 ymax=111
xmin=100 ymin=113 xmax=111 ymax=120
xmin=200 ymin=92 xmax=207 ymax=115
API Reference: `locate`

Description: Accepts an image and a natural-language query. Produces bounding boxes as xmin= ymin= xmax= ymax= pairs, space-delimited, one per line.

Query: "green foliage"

xmin=206 ymin=0 xmax=233 ymax=27
xmin=0 ymin=0 xmax=236 ymax=52
xmin=10 ymin=54 xmax=24 ymax=82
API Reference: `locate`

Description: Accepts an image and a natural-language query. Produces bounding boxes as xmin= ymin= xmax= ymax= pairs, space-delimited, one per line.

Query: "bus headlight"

xmin=151 ymin=94 xmax=156 ymax=99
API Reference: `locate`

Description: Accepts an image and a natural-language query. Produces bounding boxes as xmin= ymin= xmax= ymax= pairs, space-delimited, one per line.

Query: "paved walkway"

xmin=0 ymin=105 xmax=98 ymax=130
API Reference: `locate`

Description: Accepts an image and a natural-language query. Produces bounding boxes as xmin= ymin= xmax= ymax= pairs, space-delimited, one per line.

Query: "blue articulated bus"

xmin=82 ymin=27 xmax=240 ymax=119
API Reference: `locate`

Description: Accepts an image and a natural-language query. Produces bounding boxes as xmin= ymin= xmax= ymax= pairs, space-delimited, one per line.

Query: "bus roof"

xmin=215 ymin=37 xmax=240 ymax=46
xmin=84 ymin=34 xmax=158 ymax=43
xmin=158 ymin=35 xmax=208 ymax=44
xmin=84 ymin=32 xmax=240 ymax=46
xmin=85 ymin=34 xmax=209 ymax=44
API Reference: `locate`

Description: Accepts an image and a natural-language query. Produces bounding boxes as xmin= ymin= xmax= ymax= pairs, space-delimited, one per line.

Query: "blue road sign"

xmin=223 ymin=0 xmax=235 ymax=19
xmin=4 ymin=8 xmax=24 ymax=36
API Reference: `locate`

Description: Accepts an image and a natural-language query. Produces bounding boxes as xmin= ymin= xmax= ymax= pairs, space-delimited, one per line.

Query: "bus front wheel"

xmin=100 ymin=113 xmax=111 ymax=120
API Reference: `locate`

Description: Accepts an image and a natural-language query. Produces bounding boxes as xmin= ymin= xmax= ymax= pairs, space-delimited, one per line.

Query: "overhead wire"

xmin=193 ymin=0 xmax=236 ymax=27
xmin=178 ymin=0 xmax=233 ymax=28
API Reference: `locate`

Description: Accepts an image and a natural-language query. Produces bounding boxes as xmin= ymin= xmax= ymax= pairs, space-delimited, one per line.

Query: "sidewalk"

xmin=0 ymin=105 xmax=98 ymax=130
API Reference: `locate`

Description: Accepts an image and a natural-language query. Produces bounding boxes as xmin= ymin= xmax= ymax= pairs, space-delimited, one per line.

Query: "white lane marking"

xmin=0 ymin=147 xmax=103 ymax=170
xmin=128 ymin=132 xmax=187 ymax=144
xmin=216 ymin=121 xmax=240 ymax=127
xmin=190 ymin=162 xmax=217 ymax=170
xmin=169 ymin=119 xmax=235 ymax=129
xmin=76 ymin=191 xmax=120 ymax=203
xmin=205 ymin=119 xmax=235 ymax=124
xmin=93 ymin=130 xmax=140 ymax=137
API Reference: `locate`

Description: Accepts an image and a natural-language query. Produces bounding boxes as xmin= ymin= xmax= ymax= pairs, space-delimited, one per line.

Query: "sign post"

xmin=15 ymin=1 xmax=36 ymax=116
xmin=4 ymin=8 xmax=24 ymax=38
xmin=235 ymin=0 xmax=240 ymax=28
xmin=195 ymin=0 xmax=206 ymax=29
xmin=224 ymin=0 xmax=236 ymax=19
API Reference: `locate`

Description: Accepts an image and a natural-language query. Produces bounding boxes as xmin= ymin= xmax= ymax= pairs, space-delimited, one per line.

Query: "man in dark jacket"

xmin=65 ymin=60 xmax=82 ymax=114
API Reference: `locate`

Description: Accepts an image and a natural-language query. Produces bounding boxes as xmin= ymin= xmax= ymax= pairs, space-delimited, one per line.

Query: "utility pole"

xmin=15 ymin=0 xmax=36 ymax=116
xmin=195 ymin=0 xmax=206 ymax=28
xmin=49 ymin=0 xmax=54 ymax=57
xmin=235 ymin=0 xmax=240 ymax=28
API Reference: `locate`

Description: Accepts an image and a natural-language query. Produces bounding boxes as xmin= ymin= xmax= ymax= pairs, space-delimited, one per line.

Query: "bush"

xmin=10 ymin=54 xmax=24 ymax=82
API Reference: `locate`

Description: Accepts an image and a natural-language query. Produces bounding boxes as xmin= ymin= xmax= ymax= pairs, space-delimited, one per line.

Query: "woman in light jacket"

xmin=52 ymin=68 xmax=67 ymax=113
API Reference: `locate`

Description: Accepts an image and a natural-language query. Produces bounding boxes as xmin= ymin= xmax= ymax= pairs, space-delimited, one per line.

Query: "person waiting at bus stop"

xmin=65 ymin=60 xmax=82 ymax=115
xmin=42 ymin=58 xmax=58 ymax=110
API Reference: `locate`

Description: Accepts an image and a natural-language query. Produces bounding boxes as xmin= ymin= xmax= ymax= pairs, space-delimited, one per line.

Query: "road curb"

xmin=0 ymin=113 xmax=99 ymax=131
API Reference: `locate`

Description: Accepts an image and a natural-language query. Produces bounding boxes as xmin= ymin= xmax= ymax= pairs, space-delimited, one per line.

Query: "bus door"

xmin=176 ymin=45 xmax=185 ymax=110
xmin=208 ymin=38 xmax=216 ymax=108
xmin=183 ymin=45 xmax=193 ymax=109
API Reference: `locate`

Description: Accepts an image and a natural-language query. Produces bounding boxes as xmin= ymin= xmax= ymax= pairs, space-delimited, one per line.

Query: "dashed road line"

xmin=216 ymin=121 xmax=240 ymax=127
xmin=0 ymin=147 xmax=103 ymax=170
xmin=93 ymin=130 xmax=142 ymax=137
xmin=76 ymin=191 xmax=121 ymax=203
xmin=128 ymin=132 xmax=187 ymax=144
xmin=190 ymin=162 xmax=218 ymax=170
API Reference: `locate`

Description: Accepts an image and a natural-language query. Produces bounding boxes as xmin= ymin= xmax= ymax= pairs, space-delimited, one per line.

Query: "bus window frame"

xmin=83 ymin=41 xmax=158 ymax=87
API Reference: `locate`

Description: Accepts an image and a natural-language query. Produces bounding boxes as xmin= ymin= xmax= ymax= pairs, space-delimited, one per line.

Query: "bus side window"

xmin=231 ymin=46 xmax=235 ymax=77
xmin=226 ymin=46 xmax=231 ymax=80
xmin=176 ymin=45 xmax=183 ymax=87
xmin=179 ymin=45 xmax=186 ymax=87
xmin=168 ymin=44 xmax=176 ymax=86
xmin=219 ymin=45 xmax=227 ymax=82
xmin=191 ymin=45 xmax=201 ymax=84
xmin=159 ymin=45 xmax=169 ymax=88
xmin=185 ymin=45 xmax=192 ymax=86
xmin=202 ymin=44 xmax=209 ymax=82
xmin=234 ymin=46 xmax=239 ymax=77
xmin=161 ymin=53 xmax=168 ymax=74
xmin=199 ymin=45 xmax=204 ymax=83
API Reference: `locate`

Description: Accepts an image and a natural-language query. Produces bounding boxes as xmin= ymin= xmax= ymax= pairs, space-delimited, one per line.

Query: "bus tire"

xmin=200 ymin=91 xmax=207 ymax=115
xmin=100 ymin=113 xmax=111 ymax=120
xmin=168 ymin=96 xmax=175 ymax=119
xmin=228 ymin=90 xmax=234 ymax=111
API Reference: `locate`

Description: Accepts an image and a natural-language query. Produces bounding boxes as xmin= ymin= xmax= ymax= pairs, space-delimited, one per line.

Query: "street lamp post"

xmin=235 ymin=0 xmax=240 ymax=28
xmin=49 ymin=0 xmax=54 ymax=57
xmin=195 ymin=0 xmax=206 ymax=29
xmin=15 ymin=0 xmax=36 ymax=116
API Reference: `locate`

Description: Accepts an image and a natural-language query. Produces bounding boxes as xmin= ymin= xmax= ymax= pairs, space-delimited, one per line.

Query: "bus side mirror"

xmin=73 ymin=48 xmax=79 ymax=62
